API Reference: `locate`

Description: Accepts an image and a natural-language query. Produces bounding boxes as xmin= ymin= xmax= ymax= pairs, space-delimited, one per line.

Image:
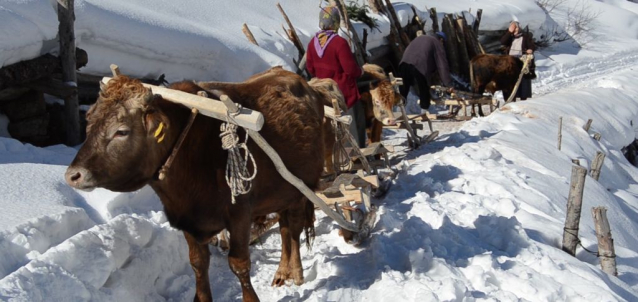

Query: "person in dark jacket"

xmin=501 ymin=21 xmax=536 ymax=101
xmin=307 ymin=6 xmax=365 ymax=147
xmin=398 ymin=32 xmax=453 ymax=111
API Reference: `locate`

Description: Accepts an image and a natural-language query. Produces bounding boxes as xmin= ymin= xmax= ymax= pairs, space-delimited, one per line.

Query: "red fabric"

xmin=306 ymin=35 xmax=362 ymax=108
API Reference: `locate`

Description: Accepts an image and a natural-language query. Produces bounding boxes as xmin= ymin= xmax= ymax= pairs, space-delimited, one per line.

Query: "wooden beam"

xmin=101 ymin=76 xmax=264 ymax=131
xmin=57 ymin=0 xmax=81 ymax=145
xmin=324 ymin=105 xmax=352 ymax=125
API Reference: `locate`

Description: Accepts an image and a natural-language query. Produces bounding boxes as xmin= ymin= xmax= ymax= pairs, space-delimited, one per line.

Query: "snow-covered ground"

xmin=1 ymin=0 xmax=638 ymax=301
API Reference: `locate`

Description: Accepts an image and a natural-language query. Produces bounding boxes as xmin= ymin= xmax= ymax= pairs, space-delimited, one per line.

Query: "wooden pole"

xmin=429 ymin=8 xmax=439 ymax=33
xmin=455 ymin=16 xmax=471 ymax=79
xmin=242 ymin=23 xmax=259 ymax=46
xmin=276 ymin=3 xmax=305 ymax=61
xmin=562 ymin=165 xmax=588 ymax=256
xmin=410 ymin=5 xmax=425 ymax=32
xmin=558 ymin=117 xmax=563 ymax=150
xmin=441 ymin=14 xmax=460 ymax=76
xmin=592 ymin=207 xmax=618 ymax=276
xmin=473 ymin=9 xmax=483 ymax=35
xmin=368 ymin=0 xmax=383 ymax=14
xmin=384 ymin=0 xmax=410 ymax=47
xmin=219 ymin=95 xmax=360 ymax=233
xmin=334 ymin=0 xmax=367 ymax=65
xmin=590 ymin=151 xmax=605 ymax=181
xmin=583 ymin=119 xmax=593 ymax=132
xmin=57 ymin=0 xmax=81 ymax=146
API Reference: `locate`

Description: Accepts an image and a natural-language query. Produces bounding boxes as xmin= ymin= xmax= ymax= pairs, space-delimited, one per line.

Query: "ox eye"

xmin=114 ymin=129 xmax=130 ymax=138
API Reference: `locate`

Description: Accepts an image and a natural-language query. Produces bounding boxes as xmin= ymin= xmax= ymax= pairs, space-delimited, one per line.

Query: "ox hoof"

xmin=271 ymin=270 xmax=290 ymax=287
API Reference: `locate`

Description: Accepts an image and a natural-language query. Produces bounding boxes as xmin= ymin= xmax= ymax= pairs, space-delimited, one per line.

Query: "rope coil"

xmin=331 ymin=119 xmax=352 ymax=173
xmin=220 ymin=106 xmax=257 ymax=204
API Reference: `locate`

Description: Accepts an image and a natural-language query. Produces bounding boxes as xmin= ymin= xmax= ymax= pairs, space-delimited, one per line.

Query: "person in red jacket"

xmin=306 ymin=6 xmax=365 ymax=147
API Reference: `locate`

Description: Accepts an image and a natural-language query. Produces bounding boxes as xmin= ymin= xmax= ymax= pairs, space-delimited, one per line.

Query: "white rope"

xmin=220 ymin=107 xmax=257 ymax=204
xmin=331 ymin=119 xmax=352 ymax=173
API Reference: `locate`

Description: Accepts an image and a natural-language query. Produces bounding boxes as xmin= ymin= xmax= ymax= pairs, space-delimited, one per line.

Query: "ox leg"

xmin=286 ymin=203 xmax=308 ymax=285
xmin=370 ymin=120 xmax=383 ymax=144
xmin=184 ymin=232 xmax=213 ymax=302
xmin=272 ymin=210 xmax=292 ymax=286
xmin=228 ymin=212 xmax=259 ymax=302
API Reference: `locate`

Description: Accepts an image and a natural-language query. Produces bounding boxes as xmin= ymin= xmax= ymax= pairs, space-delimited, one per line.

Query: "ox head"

xmin=367 ymin=80 xmax=401 ymax=125
xmin=65 ymin=76 xmax=171 ymax=192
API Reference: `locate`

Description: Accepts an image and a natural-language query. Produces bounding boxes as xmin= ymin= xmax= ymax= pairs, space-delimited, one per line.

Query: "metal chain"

xmin=220 ymin=106 xmax=257 ymax=204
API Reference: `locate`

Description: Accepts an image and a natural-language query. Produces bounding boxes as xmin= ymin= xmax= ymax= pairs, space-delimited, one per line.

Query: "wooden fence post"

xmin=594 ymin=133 xmax=601 ymax=141
xmin=583 ymin=119 xmax=593 ymax=132
xmin=590 ymin=151 xmax=605 ymax=181
xmin=562 ymin=165 xmax=588 ymax=256
xmin=58 ymin=0 xmax=81 ymax=146
xmin=242 ymin=23 xmax=259 ymax=46
xmin=558 ymin=117 xmax=563 ymax=151
xmin=592 ymin=207 xmax=618 ymax=276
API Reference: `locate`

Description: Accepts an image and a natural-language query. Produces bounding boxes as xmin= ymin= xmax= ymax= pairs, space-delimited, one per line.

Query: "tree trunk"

xmin=58 ymin=0 xmax=81 ymax=146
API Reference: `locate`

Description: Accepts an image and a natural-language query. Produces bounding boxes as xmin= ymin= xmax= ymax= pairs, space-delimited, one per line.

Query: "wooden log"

xmin=276 ymin=3 xmax=305 ymax=61
xmin=334 ymin=0 xmax=367 ymax=65
xmin=590 ymin=151 xmax=605 ymax=181
xmin=455 ymin=16 xmax=471 ymax=79
xmin=410 ymin=5 xmax=425 ymax=32
xmin=464 ymin=20 xmax=484 ymax=57
xmin=429 ymin=8 xmax=439 ymax=33
xmin=368 ymin=0 xmax=383 ymax=14
xmin=473 ymin=9 xmax=483 ymax=34
xmin=592 ymin=207 xmax=618 ymax=276
xmin=384 ymin=0 xmax=410 ymax=47
xmin=441 ymin=14 xmax=460 ymax=76
xmin=220 ymin=96 xmax=360 ymax=232
xmin=558 ymin=117 xmax=563 ymax=150
xmin=583 ymin=119 xmax=593 ymax=132
xmin=101 ymin=76 xmax=264 ymax=131
xmin=562 ymin=165 xmax=588 ymax=256
xmin=242 ymin=23 xmax=259 ymax=46
xmin=58 ymin=0 xmax=81 ymax=146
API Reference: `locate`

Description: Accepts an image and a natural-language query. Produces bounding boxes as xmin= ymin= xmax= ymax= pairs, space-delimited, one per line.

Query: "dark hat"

xmin=435 ymin=31 xmax=447 ymax=41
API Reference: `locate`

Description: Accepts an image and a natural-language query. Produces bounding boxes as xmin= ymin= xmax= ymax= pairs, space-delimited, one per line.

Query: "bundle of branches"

xmin=346 ymin=1 xmax=380 ymax=32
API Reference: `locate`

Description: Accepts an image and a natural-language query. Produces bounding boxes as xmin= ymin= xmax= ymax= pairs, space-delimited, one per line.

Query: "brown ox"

xmin=470 ymin=54 xmax=524 ymax=100
xmin=359 ymin=64 xmax=402 ymax=143
xmin=65 ymin=67 xmax=326 ymax=302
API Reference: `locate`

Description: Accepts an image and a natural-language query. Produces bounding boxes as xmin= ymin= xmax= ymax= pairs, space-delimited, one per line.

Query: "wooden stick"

xmin=590 ymin=151 xmax=605 ymax=181
xmin=242 ymin=23 xmax=259 ymax=46
xmin=220 ymin=96 xmax=360 ymax=232
xmin=442 ymin=14 xmax=460 ymax=76
xmin=110 ymin=64 xmax=121 ymax=77
xmin=429 ymin=7 xmax=439 ymax=33
xmin=367 ymin=0 xmax=383 ymax=14
xmin=58 ymin=0 xmax=81 ymax=145
xmin=583 ymin=119 xmax=593 ymax=132
xmin=276 ymin=3 xmax=305 ymax=60
xmin=558 ymin=117 xmax=563 ymax=150
xmin=334 ymin=0 xmax=367 ymax=65
xmin=506 ymin=55 xmax=532 ymax=103
xmin=324 ymin=105 xmax=352 ymax=125
xmin=592 ymin=207 xmax=618 ymax=276
xmin=562 ymin=165 xmax=588 ymax=256
xmin=384 ymin=0 xmax=410 ymax=47
xmin=472 ymin=9 xmax=483 ymax=34
xmin=410 ymin=5 xmax=425 ymax=31
xmin=101 ymin=76 xmax=264 ymax=131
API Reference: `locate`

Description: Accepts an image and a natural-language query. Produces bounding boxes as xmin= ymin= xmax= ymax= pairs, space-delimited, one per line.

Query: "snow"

xmin=1 ymin=0 xmax=638 ymax=300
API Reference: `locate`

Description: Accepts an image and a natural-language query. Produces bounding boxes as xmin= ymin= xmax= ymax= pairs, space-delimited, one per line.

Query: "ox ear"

xmin=144 ymin=109 xmax=170 ymax=143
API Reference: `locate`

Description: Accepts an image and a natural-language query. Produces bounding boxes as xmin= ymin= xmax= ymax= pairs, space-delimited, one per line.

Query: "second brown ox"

xmin=65 ymin=67 xmax=327 ymax=302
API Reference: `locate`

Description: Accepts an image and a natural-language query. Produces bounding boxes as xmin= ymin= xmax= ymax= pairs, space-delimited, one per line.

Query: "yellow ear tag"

xmin=154 ymin=122 xmax=165 ymax=143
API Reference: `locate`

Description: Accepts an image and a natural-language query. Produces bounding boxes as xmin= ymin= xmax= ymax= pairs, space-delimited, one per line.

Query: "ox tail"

xmin=303 ymin=197 xmax=316 ymax=250
xmin=469 ymin=61 xmax=476 ymax=93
